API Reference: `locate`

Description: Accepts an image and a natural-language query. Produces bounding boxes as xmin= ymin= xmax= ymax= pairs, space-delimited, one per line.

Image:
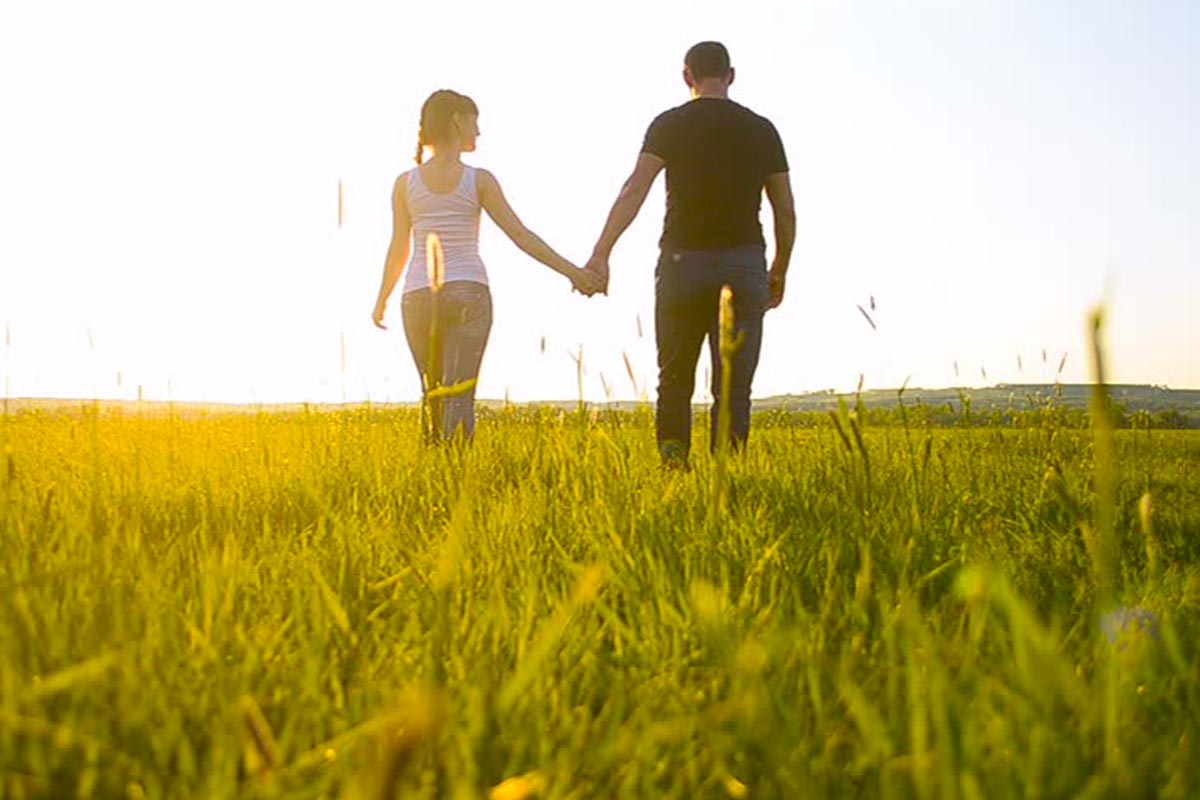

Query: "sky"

xmin=1 ymin=0 xmax=1196 ymax=404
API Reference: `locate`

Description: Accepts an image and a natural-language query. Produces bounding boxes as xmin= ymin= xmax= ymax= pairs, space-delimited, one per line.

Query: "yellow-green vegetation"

xmin=2 ymin=403 xmax=1199 ymax=798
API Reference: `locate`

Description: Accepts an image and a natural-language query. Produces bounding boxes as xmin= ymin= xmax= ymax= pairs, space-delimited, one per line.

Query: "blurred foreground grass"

xmin=1 ymin=404 xmax=1199 ymax=798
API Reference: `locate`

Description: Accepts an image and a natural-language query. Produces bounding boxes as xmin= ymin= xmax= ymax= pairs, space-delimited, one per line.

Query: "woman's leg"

xmin=401 ymin=289 xmax=438 ymax=441
xmin=438 ymin=282 xmax=492 ymax=441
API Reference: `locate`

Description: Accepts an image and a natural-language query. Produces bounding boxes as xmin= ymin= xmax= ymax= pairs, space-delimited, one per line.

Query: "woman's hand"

xmin=372 ymin=300 xmax=388 ymax=329
xmin=569 ymin=267 xmax=605 ymax=297
xmin=583 ymin=254 xmax=610 ymax=294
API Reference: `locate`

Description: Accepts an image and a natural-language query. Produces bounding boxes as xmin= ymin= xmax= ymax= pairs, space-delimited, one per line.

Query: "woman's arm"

xmin=477 ymin=169 xmax=601 ymax=294
xmin=372 ymin=177 xmax=412 ymax=329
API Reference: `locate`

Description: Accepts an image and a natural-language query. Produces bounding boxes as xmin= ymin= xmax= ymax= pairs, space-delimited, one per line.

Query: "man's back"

xmin=643 ymin=98 xmax=788 ymax=250
xmin=584 ymin=40 xmax=797 ymax=464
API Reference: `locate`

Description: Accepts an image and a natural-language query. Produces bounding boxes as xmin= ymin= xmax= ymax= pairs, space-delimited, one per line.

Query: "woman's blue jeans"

xmin=401 ymin=281 xmax=492 ymax=441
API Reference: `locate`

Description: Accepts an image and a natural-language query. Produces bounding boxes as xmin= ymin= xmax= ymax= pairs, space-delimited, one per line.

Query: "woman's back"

xmin=403 ymin=163 xmax=487 ymax=292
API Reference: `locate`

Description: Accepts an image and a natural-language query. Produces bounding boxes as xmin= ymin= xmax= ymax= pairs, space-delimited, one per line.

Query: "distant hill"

xmin=752 ymin=384 xmax=1200 ymax=415
xmin=6 ymin=384 xmax=1199 ymax=419
xmin=482 ymin=384 xmax=1200 ymax=418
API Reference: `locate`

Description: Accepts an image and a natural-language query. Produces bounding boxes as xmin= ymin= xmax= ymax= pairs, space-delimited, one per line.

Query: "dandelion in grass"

xmin=1101 ymin=606 xmax=1159 ymax=646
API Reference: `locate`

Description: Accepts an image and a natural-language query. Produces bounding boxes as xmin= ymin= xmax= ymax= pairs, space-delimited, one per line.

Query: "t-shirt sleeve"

xmin=762 ymin=119 xmax=789 ymax=174
xmin=642 ymin=113 xmax=671 ymax=159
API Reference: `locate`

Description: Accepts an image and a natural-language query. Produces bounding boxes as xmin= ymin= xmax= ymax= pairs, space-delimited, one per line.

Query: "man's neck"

xmin=691 ymin=78 xmax=724 ymax=99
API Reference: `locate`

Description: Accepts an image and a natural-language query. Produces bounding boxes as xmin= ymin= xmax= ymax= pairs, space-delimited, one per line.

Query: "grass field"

xmin=2 ymin=402 xmax=1198 ymax=798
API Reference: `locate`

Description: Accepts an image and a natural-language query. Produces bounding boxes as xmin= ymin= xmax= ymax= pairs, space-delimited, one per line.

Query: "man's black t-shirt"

xmin=642 ymin=98 xmax=788 ymax=250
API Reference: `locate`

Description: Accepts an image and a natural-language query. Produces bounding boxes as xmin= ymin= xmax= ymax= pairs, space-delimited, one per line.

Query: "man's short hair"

xmin=685 ymin=41 xmax=732 ymax=80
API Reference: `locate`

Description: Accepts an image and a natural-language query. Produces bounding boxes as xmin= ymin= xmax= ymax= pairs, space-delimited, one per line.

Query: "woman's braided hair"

xmin=415 ymin=89 xmax=479 ymax=165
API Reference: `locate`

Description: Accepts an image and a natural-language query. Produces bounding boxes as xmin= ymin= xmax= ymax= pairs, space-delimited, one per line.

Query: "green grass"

xmin=2 ymin=404 xmax=1199 ymax=798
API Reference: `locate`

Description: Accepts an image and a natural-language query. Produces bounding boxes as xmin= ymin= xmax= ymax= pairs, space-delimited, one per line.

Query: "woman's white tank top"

xmin=402 ymin=164 xmax=488 ymax=293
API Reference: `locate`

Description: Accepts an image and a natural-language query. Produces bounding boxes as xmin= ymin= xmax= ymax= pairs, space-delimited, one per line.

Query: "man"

xmin=586 ymin=41 xmax=796 ymax=466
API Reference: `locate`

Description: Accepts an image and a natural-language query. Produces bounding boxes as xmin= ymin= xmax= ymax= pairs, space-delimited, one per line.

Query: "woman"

xmin=372 ymin=89 xmax=601 ymax=441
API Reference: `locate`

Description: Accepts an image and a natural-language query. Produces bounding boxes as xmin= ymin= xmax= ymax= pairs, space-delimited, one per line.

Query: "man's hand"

xmin=583 ymin=254 xmax=610 ymax=295
xmin=569 ymin=266 xmax=606 ymax=297
xmin=767 ymin=266 xmax=786 ymax=310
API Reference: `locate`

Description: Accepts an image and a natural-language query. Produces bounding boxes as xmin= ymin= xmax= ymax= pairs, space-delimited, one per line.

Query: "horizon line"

xmin=4 ymin=381 xmax=1199 ymax=411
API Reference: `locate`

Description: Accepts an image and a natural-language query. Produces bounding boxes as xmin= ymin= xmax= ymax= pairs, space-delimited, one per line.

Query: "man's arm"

xmin=586 ymin=152 xmax=665 ymax=289
xmin=764 ymin=171 xmax=796 ymax=310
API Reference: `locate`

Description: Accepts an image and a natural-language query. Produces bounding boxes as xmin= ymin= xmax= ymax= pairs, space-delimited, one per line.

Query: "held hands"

xmin=571 ymin=269 xmax=605 ymax=297
xmin=570 ymin=257 xmax=609 ymax=297
xmin=581 ymin=253 xmax=611 ymax=296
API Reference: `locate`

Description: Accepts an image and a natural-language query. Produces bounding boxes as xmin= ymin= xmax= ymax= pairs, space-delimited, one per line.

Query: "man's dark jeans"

xmin=654 ymin=244 xmax=768 ymax=461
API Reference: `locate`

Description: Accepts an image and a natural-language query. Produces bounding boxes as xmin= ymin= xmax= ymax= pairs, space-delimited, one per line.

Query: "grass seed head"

xmin=425 ymin=232 xmax=445 ymax=292
xmin=719 ymin=285 xmax=734 ymax=338
xmin=491 ymin=770 xmax=546 ymax=800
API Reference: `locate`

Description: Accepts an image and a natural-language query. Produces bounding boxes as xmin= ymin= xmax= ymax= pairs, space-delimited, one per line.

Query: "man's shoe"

xmin=659 ymin=439 xmax=690 ymax=471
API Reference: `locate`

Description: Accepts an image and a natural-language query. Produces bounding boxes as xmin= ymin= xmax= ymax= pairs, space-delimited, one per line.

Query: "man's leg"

xmin=655 ymin=249 xmax=715 ymax=465
xmin=708 ymin=247 xmax=768 ymax=451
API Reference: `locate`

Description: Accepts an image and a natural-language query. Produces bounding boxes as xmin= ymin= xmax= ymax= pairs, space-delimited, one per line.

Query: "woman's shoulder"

xmin=471 ymin=165 xmax=498 ymax=188
xmin=393 ymin=168 xmax=417 ymax=191
xmin=466 ymin=163 xmax=492 ymax=179
xmin=469 ymin=165 xmax=498 ymax=197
